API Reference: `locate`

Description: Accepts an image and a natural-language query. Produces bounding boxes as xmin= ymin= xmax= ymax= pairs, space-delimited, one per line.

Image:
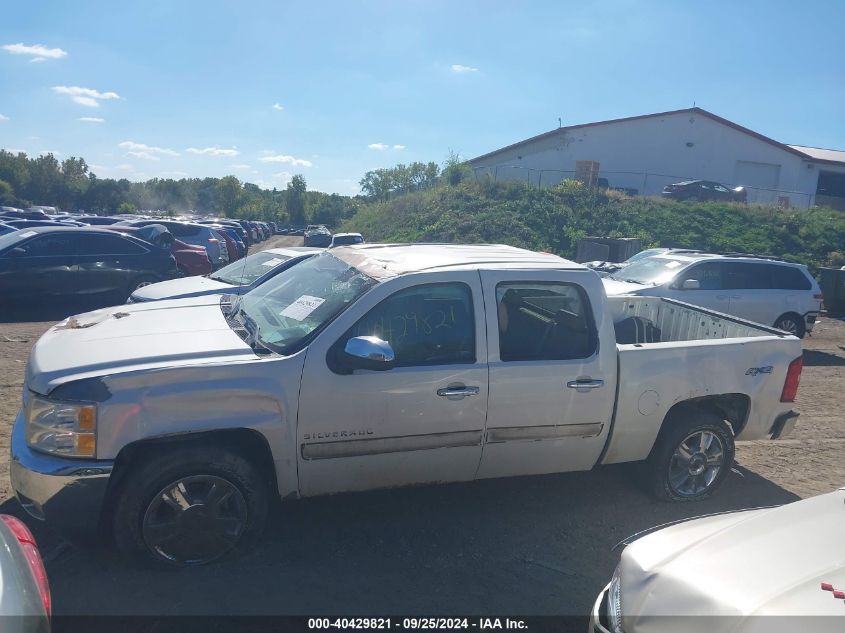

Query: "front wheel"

xmin=112 ymin=445 xmax=269 ymax=567
xmin=646 ymin=410 xmax=735 ymax=502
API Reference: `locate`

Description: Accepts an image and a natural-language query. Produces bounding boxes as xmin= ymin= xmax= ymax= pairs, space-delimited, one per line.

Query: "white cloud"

xmin=38 ymin=150 xmax=61 ymax=156
xmin=116 ymin=164 xmax=133 ymax=171
xmin=3 ymin=43 xmax=67 ymax=61
xmin=53 ymin=86 xmax=120 ymax=108
xmin=368 ymin=142 xmax=405 ymax=151
xmin=272 ymin=103 xmax=284 ymax=111
xmin=273 ymin=171 xmax=293 ymax=183
xmin=258 ymin=154 xmax=313 ymax=167
xmin=0 ymin=114 xmax=8 ymax=122
xmin=450 ymin=64 xmax=479 ymax=73
xmin=126 ymin=151 xmax=160 ymax=161
xmin=118 ymin=141 xmax=179 ymax=156
xmin=163 ymin=171 xmax=188 ymax=177
xmin=79 ymin=117 xmax=104 ymax=123
xmin=186 ymin=147 xmax=239 ymax=157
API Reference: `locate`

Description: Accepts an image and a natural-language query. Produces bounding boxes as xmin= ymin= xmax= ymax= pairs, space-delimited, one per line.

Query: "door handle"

xmin=566 ymin=379 xmax=604 ymax=390
xmin=437 ymin=386 xmax=480 ymax=397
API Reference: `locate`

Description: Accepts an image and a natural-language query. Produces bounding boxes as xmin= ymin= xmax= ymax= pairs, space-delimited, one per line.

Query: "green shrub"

xmin=341 ymin=181 xmax=845 ymax=273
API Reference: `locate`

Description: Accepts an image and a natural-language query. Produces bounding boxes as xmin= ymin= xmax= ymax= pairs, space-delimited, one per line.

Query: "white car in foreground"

xmin=593 ymin=487 xmax=845 ymax=633
xmin=602 ymin=252 xmax=823 ymax=337
xmin=127 ymin=247 xmax=321 ymax=303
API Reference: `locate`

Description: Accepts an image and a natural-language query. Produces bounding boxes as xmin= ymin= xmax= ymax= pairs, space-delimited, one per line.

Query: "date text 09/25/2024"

xmin=307 ymin=618 xmax=529 ymax=630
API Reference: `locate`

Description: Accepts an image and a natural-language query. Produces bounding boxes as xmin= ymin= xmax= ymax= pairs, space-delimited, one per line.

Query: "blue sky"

xmin=1 ymin=0 xmax=843 ymax=195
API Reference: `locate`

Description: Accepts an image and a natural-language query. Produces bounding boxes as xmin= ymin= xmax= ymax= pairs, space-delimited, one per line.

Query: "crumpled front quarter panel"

xmin=95 ymin=351 xmax=306 ymax=498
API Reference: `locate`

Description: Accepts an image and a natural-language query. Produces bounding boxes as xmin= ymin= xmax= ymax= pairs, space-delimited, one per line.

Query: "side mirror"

xmin=681 ymin=279 xmax=700 ymax=290
xmin=7 ymin=247 xmax=26 ymax=257
xmin=342 ymin=336 xmax=395 ymax=371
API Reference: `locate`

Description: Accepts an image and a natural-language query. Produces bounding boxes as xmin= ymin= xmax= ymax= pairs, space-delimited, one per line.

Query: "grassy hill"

xmin=342 ymin=180 xmax=845 ymax=271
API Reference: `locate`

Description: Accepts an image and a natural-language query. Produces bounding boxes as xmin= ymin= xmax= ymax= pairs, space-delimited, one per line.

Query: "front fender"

xmin=90 ymin=352 xmax=306 ymax=498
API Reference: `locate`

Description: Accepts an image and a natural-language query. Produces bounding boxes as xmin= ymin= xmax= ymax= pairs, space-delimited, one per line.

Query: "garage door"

xmin=733 ymin=160 xmax=781 ymax=189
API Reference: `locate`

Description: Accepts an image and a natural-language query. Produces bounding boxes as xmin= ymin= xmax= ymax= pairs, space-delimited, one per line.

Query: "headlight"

xmin=25 ymin=394 xmax=97 ymax=458
xmin=606 ymin=565 xmax=624 ymax=633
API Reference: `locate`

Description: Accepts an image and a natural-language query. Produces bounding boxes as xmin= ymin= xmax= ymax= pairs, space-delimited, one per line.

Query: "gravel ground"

xmin=0 ymin=236 xmax=842 ymax=621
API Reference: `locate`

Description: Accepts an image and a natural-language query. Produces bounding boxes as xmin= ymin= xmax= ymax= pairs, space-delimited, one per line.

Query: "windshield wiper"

xmin=209 ymin=274 xmax=237 ymax=285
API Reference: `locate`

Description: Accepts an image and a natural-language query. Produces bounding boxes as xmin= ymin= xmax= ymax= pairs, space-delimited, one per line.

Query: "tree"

xmin=0 ymin=179 xmax=13 ymax=205
xmin=359 ymin=162 xmax=440 ymax=200
xmin=286 ymin=174 xmax=307 ymax=225
xmin=442 ymin=150 xmax=471 ymax=186
xmin=217 ymin=175 xmax=242 ymax=215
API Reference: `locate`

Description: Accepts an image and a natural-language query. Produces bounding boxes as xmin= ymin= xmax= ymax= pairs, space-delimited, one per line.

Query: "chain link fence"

xmin=472 ymin=166 xmax=813 ymax=209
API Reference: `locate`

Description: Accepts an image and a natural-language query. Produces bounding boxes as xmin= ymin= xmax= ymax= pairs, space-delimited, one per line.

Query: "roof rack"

xmin=717 ymin=252 xmax=787 ymax=262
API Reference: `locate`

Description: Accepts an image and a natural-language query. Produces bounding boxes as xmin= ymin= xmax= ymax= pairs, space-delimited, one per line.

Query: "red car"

xmin=104 ymin=225 xmax=212 ymax=276
xmin=209 ymin=226 xmax=240 ymax=262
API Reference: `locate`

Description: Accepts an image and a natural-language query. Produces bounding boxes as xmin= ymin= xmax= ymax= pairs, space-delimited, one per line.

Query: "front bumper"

xmin=590 ymin=584 xmax=613 ymax=633
xmin=10 ymin=411 xmax=114 ymax=543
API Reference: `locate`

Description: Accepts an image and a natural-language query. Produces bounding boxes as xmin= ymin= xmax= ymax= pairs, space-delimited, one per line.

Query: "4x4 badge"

xmin=745 ymin=366 xmax=773 ymax=376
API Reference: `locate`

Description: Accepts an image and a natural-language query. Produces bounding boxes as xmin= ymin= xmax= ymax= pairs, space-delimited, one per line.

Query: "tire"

xmin=112 ymin=444 xmax=268 ymax=568
xmin=646 ymin=409 xmax=735 ymax=502
xmin=774 ymin=313 xmax=806 ymax=339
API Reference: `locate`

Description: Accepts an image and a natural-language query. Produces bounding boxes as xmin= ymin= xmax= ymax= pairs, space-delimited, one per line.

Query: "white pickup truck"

xmin=10 ymin=244 xmax=804 ymax=567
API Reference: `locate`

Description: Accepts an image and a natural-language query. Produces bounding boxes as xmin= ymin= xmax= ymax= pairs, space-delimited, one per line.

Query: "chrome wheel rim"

xmin=668 ymin=431 xmax=725 ymax=497
xmin=776 ymin=318 xmax=798 ymax=334
xmin=142 ymin=475 xmax=247 ymax=565
xmin=134 ymin=280 xmax=154 ymax=290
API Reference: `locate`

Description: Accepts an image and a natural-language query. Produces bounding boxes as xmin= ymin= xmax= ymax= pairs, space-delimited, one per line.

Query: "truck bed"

xmin=601 ymin=295 xmax=802 ymax=465
xmin=607 ymin=295 xmax=786 ymax=343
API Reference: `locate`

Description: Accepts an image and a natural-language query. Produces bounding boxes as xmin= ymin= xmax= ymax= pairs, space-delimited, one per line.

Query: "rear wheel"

xmin=646 ymin=409 xmax=735 ymax=501
xmin=112 ymin=445 xmax=268 ymax=568
xmin=774 ymin=313 xmax=806 ymax=338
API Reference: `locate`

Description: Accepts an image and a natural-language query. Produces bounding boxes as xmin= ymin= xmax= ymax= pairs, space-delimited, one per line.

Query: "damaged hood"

xmin=619 ymin=489 xmax=845 ymax=633
xmin=129 ymin=275 xmax=235 ymax=302
xmin=27 ymin=299 xmax=257 ymax=395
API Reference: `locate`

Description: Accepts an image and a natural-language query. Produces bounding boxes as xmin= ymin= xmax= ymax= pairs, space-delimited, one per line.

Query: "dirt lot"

xmin=0 ymin=236 xmax=843 ymax=622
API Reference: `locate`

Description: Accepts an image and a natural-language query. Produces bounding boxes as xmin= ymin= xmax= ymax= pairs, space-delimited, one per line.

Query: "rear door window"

xmin=723 ymin=262 xmax=771 ymax=289
xmin=496 ymin=282 xmax=596 ymax=361
xmin=76 ymin=233 xmax=147 ymax=255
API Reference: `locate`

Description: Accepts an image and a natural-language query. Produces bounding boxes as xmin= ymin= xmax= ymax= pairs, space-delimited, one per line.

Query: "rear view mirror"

xmin=342 ymin=336 xmax=395 ymax=371
xmin=681 ymin=279 xmax=700 ymax=290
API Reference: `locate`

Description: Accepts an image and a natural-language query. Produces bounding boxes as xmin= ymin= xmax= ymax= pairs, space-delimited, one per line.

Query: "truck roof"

xmin=331 ymin=243 xmax=584 ymax=280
